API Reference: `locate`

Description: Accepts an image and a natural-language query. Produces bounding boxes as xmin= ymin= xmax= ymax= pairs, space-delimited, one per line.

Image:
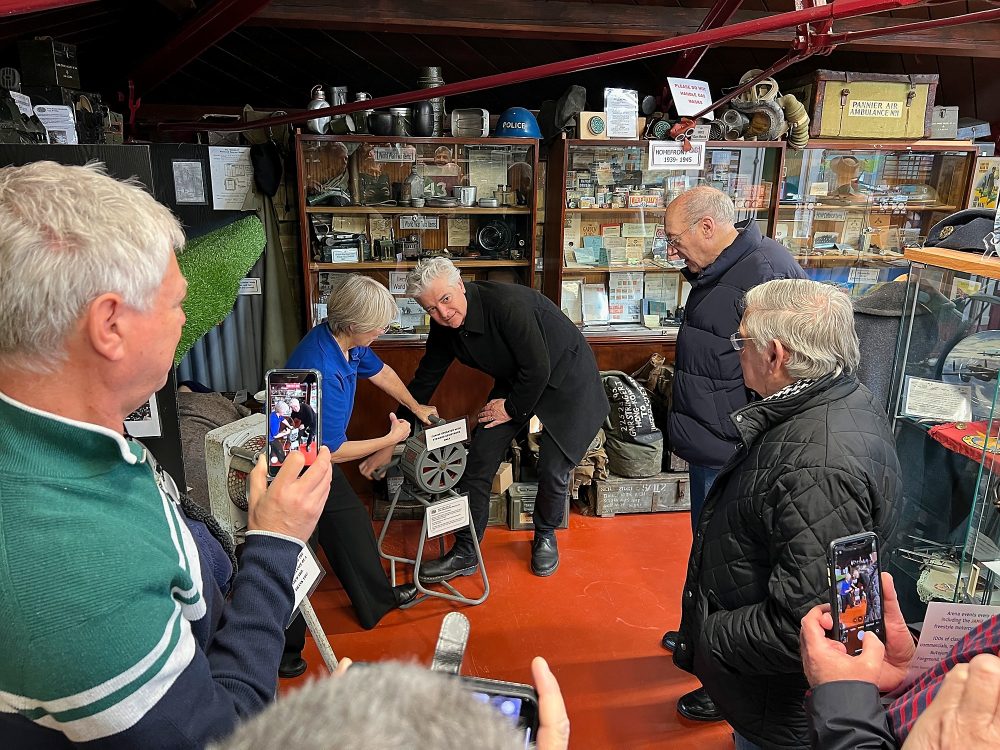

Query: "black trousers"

xmin=284 ymin=464 xmax=396 ymax=655
xmin=453 ymin=422 xmax=576 ymax=553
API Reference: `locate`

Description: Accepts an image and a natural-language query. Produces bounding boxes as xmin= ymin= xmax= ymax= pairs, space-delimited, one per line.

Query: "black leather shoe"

xmin=392 ymin=583 xmax=418 ymax=607
xmin=278 ymin=653 xmax=307 ymax=679
xmin=530 ymin=534 xmax=559 ymax=577
xmin=661 ymin=630 xmax=679 ymax=652
xmin=676 ymin=687 xmax=723 ymax=722
xmin=418 ymin=548 xmax=479 ymax=584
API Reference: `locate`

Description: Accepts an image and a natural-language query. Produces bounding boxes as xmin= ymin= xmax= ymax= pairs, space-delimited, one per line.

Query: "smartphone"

xmin=459 ymin=675 xmax=539 ymax=748
xmin=264 ymin=369 xmax=322 ymax=480
xmin=828 ymin=531 xmax=884 ymax=656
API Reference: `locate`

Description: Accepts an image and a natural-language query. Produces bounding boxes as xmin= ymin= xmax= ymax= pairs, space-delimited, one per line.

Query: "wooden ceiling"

xmin=2 ymin=0 xmax=999 ymax=130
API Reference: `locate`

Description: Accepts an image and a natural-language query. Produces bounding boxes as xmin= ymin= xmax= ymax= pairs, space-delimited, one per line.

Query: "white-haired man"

xmin=672 ymin=279 xmax=901 ymax=749
xmin=360 ymin=258 xmax=609 ymax=580
xmin=0 ymin=161 xmax=333 ymax=747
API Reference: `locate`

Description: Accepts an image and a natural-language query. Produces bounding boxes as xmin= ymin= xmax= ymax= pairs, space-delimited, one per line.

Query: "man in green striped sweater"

xmin=0 ymin=161 xmax=333 ymax=748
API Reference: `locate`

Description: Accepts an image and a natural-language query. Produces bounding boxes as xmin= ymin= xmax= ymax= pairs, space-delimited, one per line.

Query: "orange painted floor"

xmin=282 ymin=508 xmax=736 ymax=750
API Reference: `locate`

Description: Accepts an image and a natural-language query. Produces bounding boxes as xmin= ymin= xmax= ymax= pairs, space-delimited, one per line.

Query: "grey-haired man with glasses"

xmin=661 ymin=186 xmax=804 ymax=723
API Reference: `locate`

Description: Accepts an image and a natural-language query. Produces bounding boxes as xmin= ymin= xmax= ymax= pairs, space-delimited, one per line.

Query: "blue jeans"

xmin=688 ymin=463 xmax=720 ymax=533
xmin=733 ymin=733 xmax=762 ymax=750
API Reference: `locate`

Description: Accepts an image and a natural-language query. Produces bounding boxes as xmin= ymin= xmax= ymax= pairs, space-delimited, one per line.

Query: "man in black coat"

xmin=662 ymin=185 xmax=805 ymax=721
xmin=673 ymin=279 xmax=900 ymax=749
xmin=360 ymin=258 xmax=608 ymax=580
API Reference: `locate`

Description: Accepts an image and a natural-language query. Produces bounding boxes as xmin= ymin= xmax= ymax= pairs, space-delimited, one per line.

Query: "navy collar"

xmin=683 ymin=222 xmax=763 ymax=287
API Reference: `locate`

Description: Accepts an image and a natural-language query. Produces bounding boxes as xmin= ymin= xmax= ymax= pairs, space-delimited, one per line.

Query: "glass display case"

xmin=779 ymin=140 xmax=977 ymax=297
xmin=295 ymin=133 xmax=538 ymax=331
xmin=888 ymin=246 xmax=1000 ymax=620
xmin=542 ymin=138 xmax=784 ymax=339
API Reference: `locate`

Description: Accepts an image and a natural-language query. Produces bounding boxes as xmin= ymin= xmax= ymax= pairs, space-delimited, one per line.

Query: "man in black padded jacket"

xmin=674 ymin=279 xmax=900 ymax=750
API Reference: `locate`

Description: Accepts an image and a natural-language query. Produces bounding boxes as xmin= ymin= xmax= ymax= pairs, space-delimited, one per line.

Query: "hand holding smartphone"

xmin=265 ymin=369 xmax=322 ymax=480
xmin=827 ymin=531 xmax=885 ymax=656
xmin=459 ymin=675 xmax=540 ymax=748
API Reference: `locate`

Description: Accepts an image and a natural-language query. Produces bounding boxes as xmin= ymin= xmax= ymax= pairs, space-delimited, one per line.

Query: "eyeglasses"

xmin=666 ymin=220 xmax=701 ymax=250
xmin=730 ymin=333 xmax=752 ymax=352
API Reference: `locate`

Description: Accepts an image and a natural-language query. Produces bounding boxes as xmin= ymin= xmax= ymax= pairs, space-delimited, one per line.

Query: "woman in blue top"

xmin=281 ymin=274 xmax=437 ymax=677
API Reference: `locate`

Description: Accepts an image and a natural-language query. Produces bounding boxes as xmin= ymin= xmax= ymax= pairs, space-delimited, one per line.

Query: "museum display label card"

xmin=903 ymin=377 xmax=972 ymax=422
xmin=426 ymin=495 xmax=471 ymax=538
xmin=894 ymin=601 xmax=1000 ymax=693
xmin=424 ymin=419 xmax=469 ymax=451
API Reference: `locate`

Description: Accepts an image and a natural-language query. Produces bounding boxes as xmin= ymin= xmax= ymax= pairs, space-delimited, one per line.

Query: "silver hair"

xmin=274 ymin=400 xmax=290 ymax=416
xmin=742 ymin=279 xmax=860 ymax=379
xmin=405 ymin=257 xmax=462 ymax=297
xmin=0 ymin=160 xmax=184 ymax=374
xmin=208 ymin=662 xmax=526 ymax=750
xmin=674 ymin=185 xmax=736 ymax=228
xmin=325 ymin=274 xmax=397 ymax=337
xmin=288 ymin=398 xmax=300 ymax=409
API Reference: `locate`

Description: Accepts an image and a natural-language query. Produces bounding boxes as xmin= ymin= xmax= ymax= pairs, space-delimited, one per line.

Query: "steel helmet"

xmin=494 ymin=107 xmax=541 ymax=138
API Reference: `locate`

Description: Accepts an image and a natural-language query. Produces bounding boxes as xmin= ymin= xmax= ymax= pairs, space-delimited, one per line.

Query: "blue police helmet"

xmin=494 ymin=107 xmax=541 ymax=138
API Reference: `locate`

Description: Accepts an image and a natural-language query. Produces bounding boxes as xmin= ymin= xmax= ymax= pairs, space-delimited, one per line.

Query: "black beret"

xmin=925 ymin=208 xmax=998 ymax=252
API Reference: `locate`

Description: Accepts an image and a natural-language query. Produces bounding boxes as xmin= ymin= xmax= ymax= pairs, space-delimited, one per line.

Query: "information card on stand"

xmin=426 ymin=495 xmax=471 ymax=538
xmin=424 ymin=419 xmax=469 ymax=450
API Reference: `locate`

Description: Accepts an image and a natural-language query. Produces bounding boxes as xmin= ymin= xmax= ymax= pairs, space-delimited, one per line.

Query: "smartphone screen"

xmin=265 ymin=369 xmax=321 ymax=478
xmin=461 ymin=677 xmax=538 ymax=748
xmin=829 ymin=532 xmax=884 ymax=656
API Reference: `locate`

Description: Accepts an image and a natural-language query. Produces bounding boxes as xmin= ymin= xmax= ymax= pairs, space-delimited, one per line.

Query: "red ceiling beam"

xmin=824 ymin=6 xmax=1000 ymax=45
xmin=127 ymin=0 xmax=274 ymax=97
xmin=667 ymin=0 xmax=744 ymax=79
xmin=0 ymin=0 xmax=96 ymax=15
xmin=159 ymin=0 xmax=929 ymax=133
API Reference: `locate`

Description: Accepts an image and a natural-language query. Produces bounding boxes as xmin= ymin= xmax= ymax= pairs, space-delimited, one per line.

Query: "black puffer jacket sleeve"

xmin=700 ymin=467 xmax=875 ymax=675
xmin=807 ymin=681 xmax=896 ymax=750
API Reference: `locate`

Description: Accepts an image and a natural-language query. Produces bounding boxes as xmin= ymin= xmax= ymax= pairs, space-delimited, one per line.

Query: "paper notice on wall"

xmin=209 ymin=146 xmax=256 ymax=210
xmin=447 ymin=217 xmax=471 ymax=247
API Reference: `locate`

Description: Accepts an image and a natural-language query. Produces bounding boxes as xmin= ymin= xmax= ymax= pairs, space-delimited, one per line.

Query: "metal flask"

xmin=413 ymin=101 xmax=435 ymax=137
xmin=306 ymin=85 xmax=331 ymax=134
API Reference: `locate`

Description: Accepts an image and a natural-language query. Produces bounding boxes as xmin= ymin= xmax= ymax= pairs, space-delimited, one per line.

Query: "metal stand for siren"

xmin=375 ymin=418 xmax=489 ymax=606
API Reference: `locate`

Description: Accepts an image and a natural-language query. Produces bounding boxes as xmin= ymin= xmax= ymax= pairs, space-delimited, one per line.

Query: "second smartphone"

xmin=264 ymin=369 xmax=322 ymax=479
xmin=828 ymin=531 xmax=885 ymax=656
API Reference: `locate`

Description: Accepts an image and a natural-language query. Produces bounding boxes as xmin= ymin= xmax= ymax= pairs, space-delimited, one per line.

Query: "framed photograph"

xmin=171 ymin=159 xmax=209 ymax=205
xmin=124 ymin=394 xmax=162 ymax=438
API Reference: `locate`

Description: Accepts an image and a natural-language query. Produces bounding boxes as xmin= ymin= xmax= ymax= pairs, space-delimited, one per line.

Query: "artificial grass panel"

xmin=175 ymin=215 xmax=266 ymax=364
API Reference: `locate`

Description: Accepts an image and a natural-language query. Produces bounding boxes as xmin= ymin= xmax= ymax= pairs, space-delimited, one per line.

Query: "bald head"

xmin=664 ymin=186 xmax=740 ymax=274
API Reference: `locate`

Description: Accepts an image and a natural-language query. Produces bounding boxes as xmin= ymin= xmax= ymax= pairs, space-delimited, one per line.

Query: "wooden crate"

xmin=580 ymin=472 xmax=690 ymax=518
xmin=783 ymin=69 xmax=938 ymax=139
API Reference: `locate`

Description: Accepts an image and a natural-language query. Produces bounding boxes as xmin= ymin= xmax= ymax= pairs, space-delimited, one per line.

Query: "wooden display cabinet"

xmin=293 ymin=132 xmax=540 ymax=494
